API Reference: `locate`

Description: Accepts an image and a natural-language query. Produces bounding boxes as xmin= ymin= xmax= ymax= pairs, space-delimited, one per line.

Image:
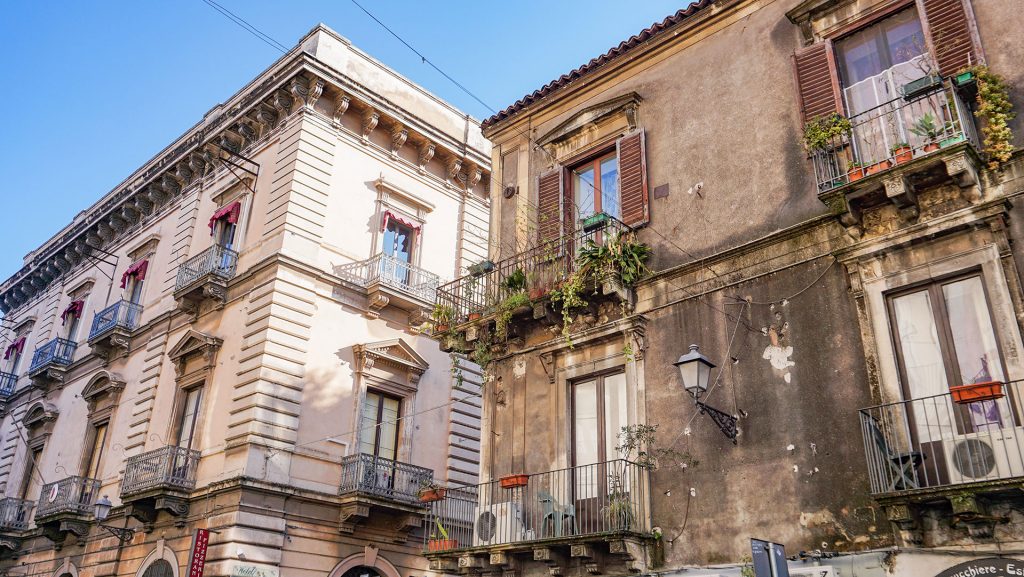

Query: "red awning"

xmin=3 ymin=337 xmax=25 ymax=360
xmin=120 ymin=259 xmax=149 ymax=289
xmin=381 ymin=210 xmax=420 ymax=232
xmin=60 ymin=300 xmax=85 ymax=326
xmin=208 ymin=201 xmax=242 ymax=235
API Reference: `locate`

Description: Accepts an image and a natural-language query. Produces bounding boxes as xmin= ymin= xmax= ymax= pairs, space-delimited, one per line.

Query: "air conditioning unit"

xmin=473 ymin=501 xmax=525 ymax=546
xmin=942 ymin=426 xmax=1024 ymax=484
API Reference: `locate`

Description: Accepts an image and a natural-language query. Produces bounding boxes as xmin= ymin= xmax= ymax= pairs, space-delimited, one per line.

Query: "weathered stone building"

xmin=0 ymin=25 xmax=488 ymax=577
xmin=423 ymin=0 xmax=1024 ymax=576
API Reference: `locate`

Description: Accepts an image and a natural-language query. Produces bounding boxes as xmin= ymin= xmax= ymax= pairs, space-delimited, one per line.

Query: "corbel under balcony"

xmin=121 ymin=445 xmax=200 ymax=529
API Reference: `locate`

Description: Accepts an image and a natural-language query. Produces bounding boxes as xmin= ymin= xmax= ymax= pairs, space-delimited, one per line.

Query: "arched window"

xmin=341 ymin=567 xmax=382 ymax=577
xmin=141 ymin=560 xmax=174 ymax=577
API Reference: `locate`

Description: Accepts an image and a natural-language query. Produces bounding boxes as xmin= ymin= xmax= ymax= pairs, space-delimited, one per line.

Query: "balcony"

xmin=337 ymin=453 xmax=434 ymax=535
xmin=88 ymin=300 xmax=142 ymax=361
xmin=34 ymin=476 xmax=99 ymax=542
xmin=121 ymin=445 xmax=200 ymax=523
xmin=0 ymin=497 xmax=33 ymax=531
xmin=424 ymin=460 xmax=651 ymax=575
xmin=336 ymin=253 xmax=441 ymax=319
xmin=810 ymin=80 xmax=982 ymax=235
xmin=860 ymin=380 xmax=1024 ymax=538
xmin=0 ymin=371 xmax=16 ymax=399
xmin=28 ymin=337 xmax=77 ymax=388
xmin=174 ymin=245 xmax=239 ymax=314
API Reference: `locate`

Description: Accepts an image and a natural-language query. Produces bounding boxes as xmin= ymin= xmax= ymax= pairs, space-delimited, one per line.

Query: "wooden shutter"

xmin=617 ymin=130 xmax=649 ymax=228
xmin=793 ymin=42 xmax=843 ymax=122
xmin=920 ymin=0 xmax=981 ymax=77
xmin=537 ymin=167 xmax=563 ymax=244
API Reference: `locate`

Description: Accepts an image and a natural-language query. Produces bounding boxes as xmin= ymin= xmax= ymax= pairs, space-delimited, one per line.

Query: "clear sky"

xmin=0 ymin=0 xmax=686 ymax=277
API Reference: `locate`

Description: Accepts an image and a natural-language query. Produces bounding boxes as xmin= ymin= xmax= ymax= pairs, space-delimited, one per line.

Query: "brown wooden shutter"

xmin=920 ymin=0 xmax=981 ymax=77
xmin=793 ymin=42 xmax=843 ymax=122
xmin=537 ymin=167 xmax=563 ymax=244
xmin=617 ymin=130 xmax=649 ymax=228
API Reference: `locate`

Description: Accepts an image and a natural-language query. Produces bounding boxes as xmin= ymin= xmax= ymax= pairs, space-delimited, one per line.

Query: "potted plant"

xmin=802 ymin=113 xmax=852 ymax=153
xmin=891 ymin=142 xmax=913 ymax=164
xmin=427 ymin=517 xmax=458 ymax=552
xmin=909 ymin=113 xmax=943 ymax=152
xmin=601 ymin=472 xmax=636 ymax=531
xmin=581 ymin=211 xmax=612 ymax=233
xmin=418 ymin=480 xmax=447 ymax=503
xmin=431 ymin=304 xmax=453 ymax=333
xmin=866 ymin=159 xmax=892 ymax=175
xmin=501 ymin=268 xmax=527 ymax=293
xmin=955 ymin=69 xmax=976 ymax=86
xmin=950 ymin=381 xmax=1004 ymax=405
xmin=467 ymin=259 xmax=495 ymax=278
xmin=902 ymin=74 xmax=942 ymax=100
xmin=847 ymin=161 xmax=866 ymax=182
xmin=499 ymin=473 xmax=530 ymax=488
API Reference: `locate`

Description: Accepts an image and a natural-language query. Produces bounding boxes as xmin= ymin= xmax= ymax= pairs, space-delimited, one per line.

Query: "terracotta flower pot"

xmin=418 ymin=488 xmax=447 ymax=503
xmin=529 ymin=288 xmax=547 ymax=300
xmin=923 ymin=142 xmax=941 ymax=153
xmin=866 ymin=160 xmax=892 ymax=175
xmin=892 ymin=146 xmax=913 ymax=164
xmin=427 ymin=539 xmax=459 ymax=552
xmin=848 ymin=168 xmax=865 ymax=182
xmin=434 ymin=324 xmax=449 ymax=333
xmin=468 ymin=312 xmax=482 ymax=321
xmin=950 ymin=381 xmax=1004 ymax=405
xmin=499 ymin=474 xmax=530 ymax=489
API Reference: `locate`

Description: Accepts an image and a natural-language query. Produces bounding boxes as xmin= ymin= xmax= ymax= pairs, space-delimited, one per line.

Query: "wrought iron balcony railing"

xmin=436 ymin=216 xmax=630 ymax=324
xmin=0 ymin=371 xmax=16 ymax=398
xmin=424 ymin=459 xmax=649 ymax=554
xmin=34 ymin=476 xmax=100 ymax=520
xmin=0 ymin=497 xmax=33 ymax=531
xmin=29 ymin=338 xmax=77 ymax=373
xmin=88 ymin=300 xmax=143 ymax=341
xmin=860 ymin=380 xmax=1024 ymax=495
xmin=121 ymin=445 xmax=201 ymax=498
xmin=811 ymin=79 xmax=979 ymax=192
xmin=339 ymin=453 xmax=434 ymax=505
xmin=175 ymin=245 xmax=239 ymax=291
xmin=336 ymin=253 xmax=441 ymax=304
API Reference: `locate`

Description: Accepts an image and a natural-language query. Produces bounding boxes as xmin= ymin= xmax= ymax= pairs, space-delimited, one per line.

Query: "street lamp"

xmin=94 ymin=495 xmax=135 ymax=544
xmin=674 ymin=344 xmax=738 ymax=444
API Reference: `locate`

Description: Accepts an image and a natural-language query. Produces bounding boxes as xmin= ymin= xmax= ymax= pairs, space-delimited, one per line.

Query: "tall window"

xmin=176 ymin=387 xmax=203 ymax=450
xmin=83 ymin=423 xmax=108 ymax=480
xmin=381 ymin=217 xmax=414 ymax=285
xmin=5 ymin=341 xmax=24 ymax=375
xmin=126 ymin=276 xmax=145 ymax=305
xmin=836 ymin=7 xmax=927 ymax=92
xmin=359 ymin=391 xmax=400 ymax=461
xmin=20 ymin=447 xmax=43 ymax=500
xmin=571 ymin=151 xmax=620 ymax=221
xmin=215 ymin=218 xmax=237 ymax=251
xmin=889 ymin=275 xmax=1010 ymax=433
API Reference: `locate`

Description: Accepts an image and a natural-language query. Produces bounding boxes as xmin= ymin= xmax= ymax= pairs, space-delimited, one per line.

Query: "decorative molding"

xmin=353 ymin=338 xmax=429 ymax=388
xmin=418 ymin=142 xmax=435 ymax=173
xmin=168 ymin=330 xmax=223 ymax=379
xmin=390 ymin=126 xmax=409 ymax=157
xmin=362 ymin=109 xmax=380 ymax=143
xmin=332 ymin=93 xmax=351 ymax=125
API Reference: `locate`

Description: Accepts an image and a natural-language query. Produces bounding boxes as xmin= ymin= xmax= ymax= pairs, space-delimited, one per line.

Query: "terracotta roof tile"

xmin=482 ymin=0 xmax=716 ymax=128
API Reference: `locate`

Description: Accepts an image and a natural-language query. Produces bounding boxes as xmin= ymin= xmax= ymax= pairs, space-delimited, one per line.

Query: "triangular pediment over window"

xmin=168 ymin=330 xmax=222 ymax=379
xmin=353 ymin=338 xmax=428 ymax=390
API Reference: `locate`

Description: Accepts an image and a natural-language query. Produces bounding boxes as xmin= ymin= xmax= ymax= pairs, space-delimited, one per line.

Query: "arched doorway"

xmin=341 ymin=567 xmax=382 ymax=577
xmin=141 ymin=560 xmax=174 ymax=577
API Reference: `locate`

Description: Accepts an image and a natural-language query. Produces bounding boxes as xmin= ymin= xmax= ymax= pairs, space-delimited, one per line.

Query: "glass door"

xmin=381 ymin=220 xmax=414 ymax=286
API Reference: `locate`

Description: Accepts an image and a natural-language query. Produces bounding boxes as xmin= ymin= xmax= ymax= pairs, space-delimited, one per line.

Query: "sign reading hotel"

xmin=936 ymin=558 xmax=1024 ymax=577
xmin=230 ymin=564 xmax=279 ymax=577
xmin=188 ymin=529 xmax=210 ymax=577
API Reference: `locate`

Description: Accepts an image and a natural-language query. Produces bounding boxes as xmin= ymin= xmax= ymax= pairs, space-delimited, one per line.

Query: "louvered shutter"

xmin=537 ymin=167 xmax=563 ymax=244
xmin=793 ymin=42 xmax=843 ymax=122
xmin=617 ymin=130 xmax=649 ymax=228
xmin=920 ymin=0 xmax=980 ymax=77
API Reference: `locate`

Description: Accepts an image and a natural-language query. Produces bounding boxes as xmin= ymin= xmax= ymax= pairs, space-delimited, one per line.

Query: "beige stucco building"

xmin=0 ymin=25 xmax=488 ymax=577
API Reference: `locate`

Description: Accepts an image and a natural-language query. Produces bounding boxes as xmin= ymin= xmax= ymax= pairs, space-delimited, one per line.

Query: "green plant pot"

xmin=581 ymin=212 xmax=611 ymax=233
xmin=940 ymin=134 xmax=967 ymax=148
xmin=902 ymin=75 xmax=942 ymax=100
xmin=955 ymin=71 xmax=975 ymax=86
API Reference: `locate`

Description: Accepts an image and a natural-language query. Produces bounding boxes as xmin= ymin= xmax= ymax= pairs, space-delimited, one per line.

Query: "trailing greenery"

xmin=471 ymin=340 xmax=492 ymax=368
xmin=494 ymin=291 xmax=531 ymax=340
xmin=501 ymin=268 xmax=527 ymax=293
xmin=431 ymin=303 xmax=453 ymax=329
xmin=802 ymin=113 xmax=852 ymax=152
xmin=964 ymin=65 xmax=1016 ymax=169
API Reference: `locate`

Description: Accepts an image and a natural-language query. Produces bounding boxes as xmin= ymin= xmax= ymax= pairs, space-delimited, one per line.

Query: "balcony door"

xmin=381 ymin=218 xmax=414 ymax=286
xmin=176 ymin=387 xmax=203 ymax=451
xmin=358 ymin=391 xmax=401 ymax=494
xmin=572 ymin=372 xmax=627 ymax=532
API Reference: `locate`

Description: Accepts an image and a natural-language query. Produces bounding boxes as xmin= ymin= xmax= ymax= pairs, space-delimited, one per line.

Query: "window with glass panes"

xmin=359 ymin=391 xmax=400 ymax=460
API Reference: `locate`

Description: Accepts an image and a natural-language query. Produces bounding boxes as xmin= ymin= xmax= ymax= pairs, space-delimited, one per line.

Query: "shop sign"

xmin=936 ymin=558 xmax=1024 ymax=577
xmin=231 ymin=564 xmax=279 ymax=577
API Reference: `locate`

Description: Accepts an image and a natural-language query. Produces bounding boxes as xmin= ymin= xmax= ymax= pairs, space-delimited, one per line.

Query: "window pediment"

xmin=354 ymin=338 xmax=428 ymax=390
xmin=23 ymin=401 xmax=58 ymax=429
xmin=168 ymin=330 xmax=222 ymax=379
xmin=82 ymin=370 xmax=126 ymax=403
xmin=537 ymin=93 xmax=641 ymax=163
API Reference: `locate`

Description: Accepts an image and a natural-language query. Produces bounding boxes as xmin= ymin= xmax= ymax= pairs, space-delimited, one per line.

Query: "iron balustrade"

xmin=0 ymin=371 xmax=16 ymax=398
xmin=424 ymin=459 xmax=649 ymax=553
xmin=121 ymin=445 xmax=201 ymax=498
xmin=436 ymin=217 xmax=631 ymax=324
xmin=89 ymin=300 xmax=143 ymax=341
xmin=29 ymin=338 xmax=77 ymax=373
xmin=336 ymin=253 xmax=441 ymax=304
xmin=0 ymin=497 xmax=33 ymax=531
xmin=175 ymin=245 xmax=239 ymax=291
xmin=859 ymin=380 xmax=1024 ymax=495
xmin=811 ymin=79 xmax=979 ymax=192
xmin=34 ymin=476 xmax=100 ymax=519
xmin=339 ymin=453 xmax=434 ymax=505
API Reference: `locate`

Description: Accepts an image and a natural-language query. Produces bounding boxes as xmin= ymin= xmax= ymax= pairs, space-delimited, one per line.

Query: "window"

xmin=141 ymin=560 xmax=174 ymax=577
xmin=571 ymin=151 xmax=620 ymax=221
xmin=19 ymin=447 xmax=43 ymax=500
xmin=215 ymin=219 xmax=237 ymax=251
xmin=380 ymin=212 xmax=417 ymax=285
xmin=359 ymin=391 xmax=400 ymax=461
xmin=572 ymin=372 xmax=628 ymax=468
xmin=83 ymin=423 xmax=108 ymax=480
xmin=888 ymin=275 xmax=1011 ymax=432
xmin=126 ymin=276 xmax=144 ymax=305
xmin=64 ymin=300 xmax=85 ymax=342
xmin=836 ymin=7 xmax=926 ymax=89
xmin=176 ymin=387 xmax=203 ymax=450
xmin=4 ymin=338 xmax=25 ymax=374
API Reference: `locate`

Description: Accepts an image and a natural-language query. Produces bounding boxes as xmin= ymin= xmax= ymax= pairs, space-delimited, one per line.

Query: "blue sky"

xmin=0 ymin=1 xmax=686 ymax=276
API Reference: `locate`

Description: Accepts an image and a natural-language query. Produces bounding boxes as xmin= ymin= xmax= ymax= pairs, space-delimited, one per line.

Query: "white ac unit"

xmin=472 ymin=502 xmax=525 ymax=546
xmin=942 ymin=426 xmax=1024 ymax=484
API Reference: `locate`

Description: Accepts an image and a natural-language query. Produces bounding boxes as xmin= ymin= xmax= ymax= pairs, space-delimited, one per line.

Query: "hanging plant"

xmin=964 ymin=65 xmax=1016 ymax=170
xmin=494 ymin=291 xmax=531 ymax=340
xmin=802 ymin=113 xmax=852 ymax=152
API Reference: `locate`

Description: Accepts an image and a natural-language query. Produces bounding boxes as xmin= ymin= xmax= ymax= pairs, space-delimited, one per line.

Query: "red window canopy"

xmin=60 ymin=300 xmax=85 ymax=326
xmin=120 ymin=259 xmax=149 ymax=289
xmin=208 ymin=201 xmax=242 ymax=235
xmin=4 ymin=337 xmax=25 ymax=360
xmin=381 ymin=210 xmax=420 ymax=232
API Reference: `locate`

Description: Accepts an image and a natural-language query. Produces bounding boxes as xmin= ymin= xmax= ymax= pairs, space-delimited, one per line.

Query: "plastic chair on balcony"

xmin=538 ymin=490 xmax=577 ymax=538
xmin=866 ymin=416 xmax=925 ymax=491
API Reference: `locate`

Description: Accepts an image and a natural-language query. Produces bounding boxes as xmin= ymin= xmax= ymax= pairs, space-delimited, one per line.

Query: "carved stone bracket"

xmin=388 ymin=512 xmax=422 ymax=543
xmin=365 ymin=292 xmax=389 ymax=319
xmin=362 ymin=109 xmax=380 ymax=143
xmin=125 ymin=502 xmax=157 ymax=526
xmin=944 ymin=151 xmax=981 ymax=200
xmin=459 ymin=555 xmax=486 ymax=572
xmin=0 ymin=536 xmax=21 ymax=552
xmin=885 ymin=504 xmax=922 ymax=545
xmin=333 ymin=93 xmax=351 ymax=125
xmin=390 ymin=127 xmax=409 ymax=157
xmin=539 ymin=352 xmax=555 ymax=384
xmin=339 ymin=502 xmax=370 ymax=533
xmin=447 ymin=158 xmax=464 ymax=187
xmin=949 ymin=493 xmax=1008 ymax=539
xmin=882 ymin=174 xmax=919 ymax=223
xmin=155 ymin=495 xmax=190 ymax=518
xmin=418 ymin=142 xmax=435 ymax=173
xmin=429 ymin=558 xmax=460 ymax=573
xmin=608 ymin=539 xmax=646 ymax=573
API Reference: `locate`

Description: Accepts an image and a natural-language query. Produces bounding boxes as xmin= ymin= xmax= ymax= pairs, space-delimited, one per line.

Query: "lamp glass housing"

xmin=674 ymin=344 xmax=716 ymax=398
xmin=94 ymin=495 xmax=112 ymax=521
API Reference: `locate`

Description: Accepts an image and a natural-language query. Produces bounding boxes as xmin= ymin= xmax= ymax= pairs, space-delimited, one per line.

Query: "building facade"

xmin=423 ymin=0 xmax=1024 ymax=576
xmin=0 ymin=25 xmax=489 ymax=577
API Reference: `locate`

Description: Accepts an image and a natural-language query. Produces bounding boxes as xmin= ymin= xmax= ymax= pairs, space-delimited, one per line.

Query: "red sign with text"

xmin=188 ymin=529 xmax=210 ymax=577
